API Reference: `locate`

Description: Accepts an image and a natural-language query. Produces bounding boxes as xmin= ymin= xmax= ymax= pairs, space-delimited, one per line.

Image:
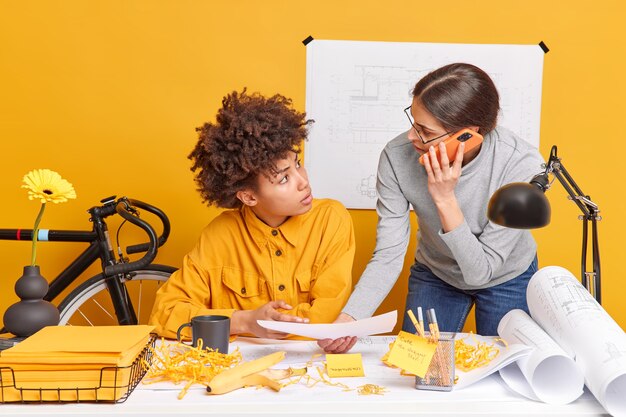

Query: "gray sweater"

xmin=343 ymin=126 xmax=545 ymax=320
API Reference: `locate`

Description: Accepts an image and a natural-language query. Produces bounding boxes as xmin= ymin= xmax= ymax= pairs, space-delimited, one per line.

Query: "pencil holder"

xmin=415 ymin=332 xmax=455 ymax=392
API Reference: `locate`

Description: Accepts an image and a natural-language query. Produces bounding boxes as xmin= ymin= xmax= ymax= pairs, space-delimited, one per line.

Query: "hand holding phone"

xmin=418 ymin=128 xmax=483 ymax=166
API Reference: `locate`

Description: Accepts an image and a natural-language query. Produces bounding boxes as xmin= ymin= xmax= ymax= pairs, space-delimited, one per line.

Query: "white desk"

xmin=0 ymin=337 xmax=611 ymax=416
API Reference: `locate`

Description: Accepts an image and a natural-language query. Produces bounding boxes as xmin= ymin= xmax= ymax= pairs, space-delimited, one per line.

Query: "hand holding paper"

xmin=316 ymin=313 xmax=359 ymax=354
xmin=233 ymin=300 xmax=308 ymax=339
xmin=257 ymin=311 xmax=397 ymax=339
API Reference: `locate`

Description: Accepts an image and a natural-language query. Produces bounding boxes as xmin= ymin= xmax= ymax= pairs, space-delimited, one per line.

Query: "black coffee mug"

xmin=176 ymin=315 xmax=230 ymax=353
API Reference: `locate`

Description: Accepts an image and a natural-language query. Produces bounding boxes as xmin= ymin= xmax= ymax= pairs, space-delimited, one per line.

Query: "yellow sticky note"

xmin=386 ymin=331 xmax=437 ymax=378
xmin=326 ymin=353 xmax=365 ymax=377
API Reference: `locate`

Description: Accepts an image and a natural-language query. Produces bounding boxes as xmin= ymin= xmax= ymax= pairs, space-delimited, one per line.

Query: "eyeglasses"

xmin=404 ymin=106 xmax=451 ymax=144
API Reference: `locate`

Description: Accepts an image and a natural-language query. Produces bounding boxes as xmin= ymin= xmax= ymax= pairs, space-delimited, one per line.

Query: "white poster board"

xmin=305 ymin=40 xmax=544 ymax=209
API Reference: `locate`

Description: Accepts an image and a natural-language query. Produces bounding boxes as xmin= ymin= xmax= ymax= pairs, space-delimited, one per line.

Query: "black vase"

xmin=3 ymin=265 xmax=60 ymax=337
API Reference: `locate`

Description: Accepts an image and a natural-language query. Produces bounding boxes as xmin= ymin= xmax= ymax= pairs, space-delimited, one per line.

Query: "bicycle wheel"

xmin=57 ymin=264 xmax=176 ymax=326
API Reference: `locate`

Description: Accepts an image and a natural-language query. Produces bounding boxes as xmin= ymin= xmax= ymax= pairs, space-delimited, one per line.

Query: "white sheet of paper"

xmin=305 ymin=40 xmax=544 ymax=209
xmin=231 ymin=337 xmax=323 ymax=365
xmin=257 ymin=311 xmax=397 ymax=339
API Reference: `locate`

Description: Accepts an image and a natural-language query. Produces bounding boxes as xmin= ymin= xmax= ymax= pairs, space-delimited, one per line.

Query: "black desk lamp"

xmin=487 ymin=145 xmax=602 ymax=303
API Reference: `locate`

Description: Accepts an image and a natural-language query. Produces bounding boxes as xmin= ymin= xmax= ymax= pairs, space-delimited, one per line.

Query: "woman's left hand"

xmin=422 ymin=141 xmax=464 ymax=204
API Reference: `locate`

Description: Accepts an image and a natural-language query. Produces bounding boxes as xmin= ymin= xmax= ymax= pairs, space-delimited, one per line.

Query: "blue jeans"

xmin=402 ymin=256 xmax=538 ymax=336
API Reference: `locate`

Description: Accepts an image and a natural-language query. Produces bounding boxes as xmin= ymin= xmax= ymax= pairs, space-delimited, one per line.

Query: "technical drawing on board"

xmin=305 ymin=40 xmax=544 ymax=209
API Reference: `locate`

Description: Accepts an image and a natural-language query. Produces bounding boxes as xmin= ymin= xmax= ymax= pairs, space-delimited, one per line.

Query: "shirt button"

xmin=278 ymin=284 xmax=285 ymax=291
xmin=271 ymin=230 xmax=278 ymax=236
xmin=275 ymin=250 xmax=282 ymax=256
xmin=241 ymin=287 xmax=246 ymax=295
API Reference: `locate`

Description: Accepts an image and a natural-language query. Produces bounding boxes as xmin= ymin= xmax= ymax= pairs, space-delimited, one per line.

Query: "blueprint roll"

xmin=497 ymin=309 xmax=584 ymax=404
xmin=527 ymin=266 xmax=626 ymax=417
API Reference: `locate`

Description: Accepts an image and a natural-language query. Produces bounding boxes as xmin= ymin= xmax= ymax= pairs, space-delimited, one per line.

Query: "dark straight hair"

xmin=412 ymin=63 xmax=500 ymax=135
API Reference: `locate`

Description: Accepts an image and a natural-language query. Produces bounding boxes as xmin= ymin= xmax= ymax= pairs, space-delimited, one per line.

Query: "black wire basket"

xmin=0 ymin=333 xmax=156 ymax=403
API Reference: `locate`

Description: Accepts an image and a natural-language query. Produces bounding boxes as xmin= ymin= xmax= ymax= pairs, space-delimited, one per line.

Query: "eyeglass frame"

xmin=403 ymin=106 xmax=452 ymax=144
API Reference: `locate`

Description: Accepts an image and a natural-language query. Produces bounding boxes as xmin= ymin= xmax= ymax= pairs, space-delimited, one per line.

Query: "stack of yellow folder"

xmin=0 ymin=325 xmax=154 ymax=402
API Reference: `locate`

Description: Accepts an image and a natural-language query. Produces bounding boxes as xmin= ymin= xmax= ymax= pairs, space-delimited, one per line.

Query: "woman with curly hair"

xmin=150 ymin=89 xmax=355 ymax=339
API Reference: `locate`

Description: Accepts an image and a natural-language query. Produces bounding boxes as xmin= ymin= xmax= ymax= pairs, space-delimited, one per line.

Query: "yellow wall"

xmin=1 ymin=1 xmax=625 ymax=333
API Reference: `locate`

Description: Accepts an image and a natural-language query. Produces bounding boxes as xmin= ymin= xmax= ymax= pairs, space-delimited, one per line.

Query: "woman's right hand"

xmin=423 ymin=141 xmax=464 ymax=204
xmin=316 ymin=313 xmax=358 ymax=353
xmin=423 ymin=141 xmax=465 ymax=232
xmin=231 ymin=300 xmax=308 ymax=339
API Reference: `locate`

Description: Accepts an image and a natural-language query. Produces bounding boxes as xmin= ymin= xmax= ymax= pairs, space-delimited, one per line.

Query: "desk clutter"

xmin=0 ymin=325 xmax=155 ymax=403
xmin=0 ymin=266 xmax=625 ymax=416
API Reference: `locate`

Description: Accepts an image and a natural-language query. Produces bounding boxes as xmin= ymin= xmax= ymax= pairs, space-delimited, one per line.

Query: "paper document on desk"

xmin=257 ymin=311 xmax=397 ymax=339
xmin=497 ymin=266 xmax=626 ymax=416
xmin=232 ymin=337 xmax=322 ymax=365
xmin=453 ymin=334 xmax=532 ymax=389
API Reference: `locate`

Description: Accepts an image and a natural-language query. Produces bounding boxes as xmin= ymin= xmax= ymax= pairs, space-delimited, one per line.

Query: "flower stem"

xmin=31 ymin=203 xmax=46 ymax=266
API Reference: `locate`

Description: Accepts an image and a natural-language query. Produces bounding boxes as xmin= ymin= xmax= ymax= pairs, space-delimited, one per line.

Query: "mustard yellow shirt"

xmin=149 ymin=199 xmax=355 ymax=338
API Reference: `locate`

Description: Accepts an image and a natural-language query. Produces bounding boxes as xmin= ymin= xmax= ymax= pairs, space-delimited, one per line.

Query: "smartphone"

xmin=418 ymin=128 xmax=484 ymax=166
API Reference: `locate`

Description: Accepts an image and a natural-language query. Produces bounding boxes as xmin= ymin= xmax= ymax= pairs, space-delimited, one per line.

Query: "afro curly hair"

xmin=189 ymin=89 xmax=313 ymax=209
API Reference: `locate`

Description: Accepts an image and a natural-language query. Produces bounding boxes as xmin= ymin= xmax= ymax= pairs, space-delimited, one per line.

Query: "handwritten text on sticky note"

xmin=386 ymin=331 xmax=437 ymax=377
xmin=326 ymin=353 xmax=365 ymax=377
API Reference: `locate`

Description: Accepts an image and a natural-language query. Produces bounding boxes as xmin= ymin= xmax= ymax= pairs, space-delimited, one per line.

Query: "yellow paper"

xmin=326 ymin=353 xmax=365 ymax=377
xmin=0 ymin=325 xmax=154 ymax=366
xmin=1 ymin=325 xmax=154 ymax=354
xmin=0 ymin=325 xmax=153 ymax=402
xmin=386 ymin=331 xmax=437 ymax=378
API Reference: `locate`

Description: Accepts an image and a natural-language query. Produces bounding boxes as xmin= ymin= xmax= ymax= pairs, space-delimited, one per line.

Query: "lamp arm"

xmin=545 ymin=146 xmax=601 ymax=303
xmin=551 ymin=168 xmax=598 ymax=218
xmin=545 ymin=146 xmax=600 ymax=220
xmin=591 ymin=217 xmax=601 ymax=303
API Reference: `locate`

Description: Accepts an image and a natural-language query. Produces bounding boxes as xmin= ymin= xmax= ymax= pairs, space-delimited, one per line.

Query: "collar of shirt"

xmin=241 ymin=205 xmax=302 ymax=249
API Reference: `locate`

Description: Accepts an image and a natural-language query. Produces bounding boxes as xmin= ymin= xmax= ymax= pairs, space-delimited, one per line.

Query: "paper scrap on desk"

xmin=257 ymin=310 xmax=396 ymax=339
xmin=386 ymin=331 xmax=436 ymax=378
xmin=326 ymin=353 xmax=365 ymax=377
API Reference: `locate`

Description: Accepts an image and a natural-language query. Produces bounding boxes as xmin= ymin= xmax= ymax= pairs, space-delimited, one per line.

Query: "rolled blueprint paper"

xmin=498 ymin=309 xmax=584 ymax=404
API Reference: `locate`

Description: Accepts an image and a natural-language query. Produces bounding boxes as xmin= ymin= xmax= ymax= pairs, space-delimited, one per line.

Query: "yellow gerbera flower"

xmin=22 ymin=169 xmax=77 ymax=204
xmin=21 ymin=169 xmax=77 ymax=265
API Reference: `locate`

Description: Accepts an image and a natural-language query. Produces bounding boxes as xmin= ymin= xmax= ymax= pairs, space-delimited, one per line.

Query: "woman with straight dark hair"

xmin=319 ymin=63 xmax=544 ymax=353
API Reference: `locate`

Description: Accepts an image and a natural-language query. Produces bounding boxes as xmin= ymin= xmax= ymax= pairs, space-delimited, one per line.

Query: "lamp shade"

xmin=487 ymin=182 xmax=551 ymax=229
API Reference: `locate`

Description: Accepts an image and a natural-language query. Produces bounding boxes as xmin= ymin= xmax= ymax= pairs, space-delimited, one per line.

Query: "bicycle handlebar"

xmin=125 ymin=199 xmax=171 ymax=255
xmin=103 ymin=198 xmax=171 ymax=276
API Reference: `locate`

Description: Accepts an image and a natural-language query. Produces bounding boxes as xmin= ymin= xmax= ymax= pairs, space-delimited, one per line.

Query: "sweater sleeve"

xmin=439 ymin=145 xmax=544 ymax=286
xmin=342 ymin=148 xmax=411 ymax=319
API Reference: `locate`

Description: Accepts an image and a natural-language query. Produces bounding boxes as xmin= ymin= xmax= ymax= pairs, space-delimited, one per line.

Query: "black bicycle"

xmin=0 ymin=196 xmax=176 ymax=329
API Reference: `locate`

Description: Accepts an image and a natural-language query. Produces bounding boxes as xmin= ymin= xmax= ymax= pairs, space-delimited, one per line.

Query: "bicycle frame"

xmin=0 ymin=196 xmax=170 ymax=327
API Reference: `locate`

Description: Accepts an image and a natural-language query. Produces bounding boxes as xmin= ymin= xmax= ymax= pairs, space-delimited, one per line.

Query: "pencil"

xmin=430 ymin=309 xmax=440 ymax=342
xmin=428 ymin=308 xmax=449 ymax=386
xmin=417 ymin=307 xmax=424 ymax=337
xmin=407 ymin=309 xmax=424 ymax=337
xmin=425 ymin=309 xmax=435 ymax=341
